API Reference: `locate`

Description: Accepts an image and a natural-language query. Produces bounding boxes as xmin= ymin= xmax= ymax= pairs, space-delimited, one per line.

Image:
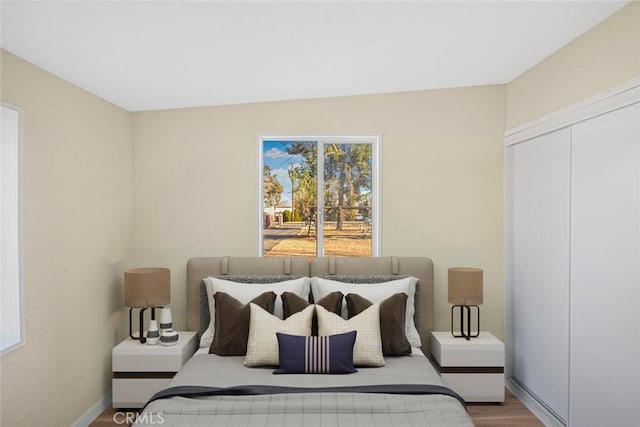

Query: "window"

xmin=1 ymin=104 xmax=24 ymax=354
xmin=259 ymin=135 xmax=380 ymax=257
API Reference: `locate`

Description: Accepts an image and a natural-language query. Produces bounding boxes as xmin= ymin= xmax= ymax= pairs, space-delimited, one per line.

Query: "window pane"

xmin=322 ymin=143 xmax=373 ymax=256
xmin=1 ymin=105 xmax=23 ymax=353
xmin=262 ymin=140 xmax=317 ymax=257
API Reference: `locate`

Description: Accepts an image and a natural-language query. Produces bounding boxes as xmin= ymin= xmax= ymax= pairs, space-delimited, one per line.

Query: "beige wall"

xmin=132 ymin=85 xmax=507 ymax=340
xmin=0 ymin=51 xmax=133 ymax=426
xmin=507 ymin=2 xmax=640 ymax=129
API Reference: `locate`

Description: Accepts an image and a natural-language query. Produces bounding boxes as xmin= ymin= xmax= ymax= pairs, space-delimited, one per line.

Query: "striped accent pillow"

xmin=274 ymin=331 xmax=358 ymax=374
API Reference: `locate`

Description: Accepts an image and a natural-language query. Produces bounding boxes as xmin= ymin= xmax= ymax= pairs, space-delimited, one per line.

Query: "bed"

xmin=134 ymin=256 xmax=473 ymax=426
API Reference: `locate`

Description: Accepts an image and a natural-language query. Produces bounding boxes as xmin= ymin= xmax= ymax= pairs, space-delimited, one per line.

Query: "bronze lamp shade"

xmin=124 ymin=267 xmax=170 ymax=308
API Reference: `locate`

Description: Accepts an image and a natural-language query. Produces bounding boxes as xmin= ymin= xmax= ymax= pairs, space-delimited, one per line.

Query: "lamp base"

xmin=451 ymin=305 xmax=480 ymax=340
xmin=129 ymin=307 xmax=147 ymax=344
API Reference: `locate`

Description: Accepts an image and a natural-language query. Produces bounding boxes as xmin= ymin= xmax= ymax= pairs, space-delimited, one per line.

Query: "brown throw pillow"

xmin=209 ymin=291 xmax=276 ymax=356
xmin=281 ymin=291 xmax=343 ymax=335
xmin=282 ymin=291 xmax=343 ymax=318
xmin=346 ymin=292 xmax=412 ymax=356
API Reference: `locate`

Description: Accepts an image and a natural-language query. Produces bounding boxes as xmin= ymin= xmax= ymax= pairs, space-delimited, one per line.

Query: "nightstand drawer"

xmin=441 ymin=373 xmax=505 ymax=402
xmin=112 ymin=331 xmax=198 ymax=372
xmin=431 ymin=331 xmax=504 ymax=367
xmin=112 ymin=378 xmax=171 ymax=408
xmin=113 ymin=351 xmax=188 ymax=372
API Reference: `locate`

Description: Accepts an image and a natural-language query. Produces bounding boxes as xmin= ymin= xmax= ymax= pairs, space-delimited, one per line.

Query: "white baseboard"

xmin=506 ymin=378 xmax=565 ymax=427
xmin=71 ymin=391 xmax=111 ymax=427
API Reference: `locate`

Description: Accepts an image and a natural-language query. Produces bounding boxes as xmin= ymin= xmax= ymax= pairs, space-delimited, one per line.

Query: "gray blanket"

xmin=134 ymin=353 xmax=473 ymax=426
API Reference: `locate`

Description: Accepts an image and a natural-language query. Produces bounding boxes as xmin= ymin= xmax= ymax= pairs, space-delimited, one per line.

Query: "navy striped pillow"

xmin=274 ymin=331 xmax=358 ymax=374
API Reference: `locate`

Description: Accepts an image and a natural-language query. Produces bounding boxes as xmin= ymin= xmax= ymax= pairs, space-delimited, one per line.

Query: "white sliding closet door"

xmin=511 ymin=128 xmax=570 ymax=422
xmin=570 ymin=103 xmax=640 ymax=427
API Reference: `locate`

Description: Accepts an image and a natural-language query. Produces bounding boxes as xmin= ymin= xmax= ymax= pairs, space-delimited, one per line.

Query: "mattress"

xmin=134 ymin=350 xmax=472 ymax=426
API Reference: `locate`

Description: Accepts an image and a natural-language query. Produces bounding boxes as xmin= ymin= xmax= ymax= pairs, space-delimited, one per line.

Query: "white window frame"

xmin=258 ymin=134 xmax=381 ymax=257
xmin=1 ymin=103 xmax=25 ymax=355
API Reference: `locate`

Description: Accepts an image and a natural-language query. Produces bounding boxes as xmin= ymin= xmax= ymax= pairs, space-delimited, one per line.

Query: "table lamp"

xmin=124 ymin=267 xmax=170 ymax=344
xmin=448 ymin=267 xmax=483 ymax=340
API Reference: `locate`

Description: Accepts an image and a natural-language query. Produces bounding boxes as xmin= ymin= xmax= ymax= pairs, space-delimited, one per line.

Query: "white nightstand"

xmin=430 ymin=331 xmax=505 ymax=403
xmin=112 ymin=331 xmax=198 ymax=408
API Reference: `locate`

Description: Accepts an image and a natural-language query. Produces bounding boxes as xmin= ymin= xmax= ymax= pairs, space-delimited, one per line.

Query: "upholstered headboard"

xmin=186 ymin=256 xmax=434 ymax=351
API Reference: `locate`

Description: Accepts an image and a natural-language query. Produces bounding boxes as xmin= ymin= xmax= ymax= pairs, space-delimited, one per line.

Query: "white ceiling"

xmin=0 ymin=1 xmax=628 ymax=111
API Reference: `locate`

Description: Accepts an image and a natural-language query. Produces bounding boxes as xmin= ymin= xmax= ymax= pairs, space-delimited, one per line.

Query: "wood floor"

xmin=467 ymin=389 xmax=544 ymax=427
xmin=91 ymin=388 xmax=544 ymax=426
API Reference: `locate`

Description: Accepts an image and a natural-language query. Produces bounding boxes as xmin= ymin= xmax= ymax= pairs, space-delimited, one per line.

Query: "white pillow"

xmin=244 ymin=304 xmax=314 ymax=367
xmin=315 ymin=304 xmax=384 ymax=367
xmin=200 ymin=276 xmax=311 ymax=348
xmin=310 ymin=276 xmax=421 ymax=348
